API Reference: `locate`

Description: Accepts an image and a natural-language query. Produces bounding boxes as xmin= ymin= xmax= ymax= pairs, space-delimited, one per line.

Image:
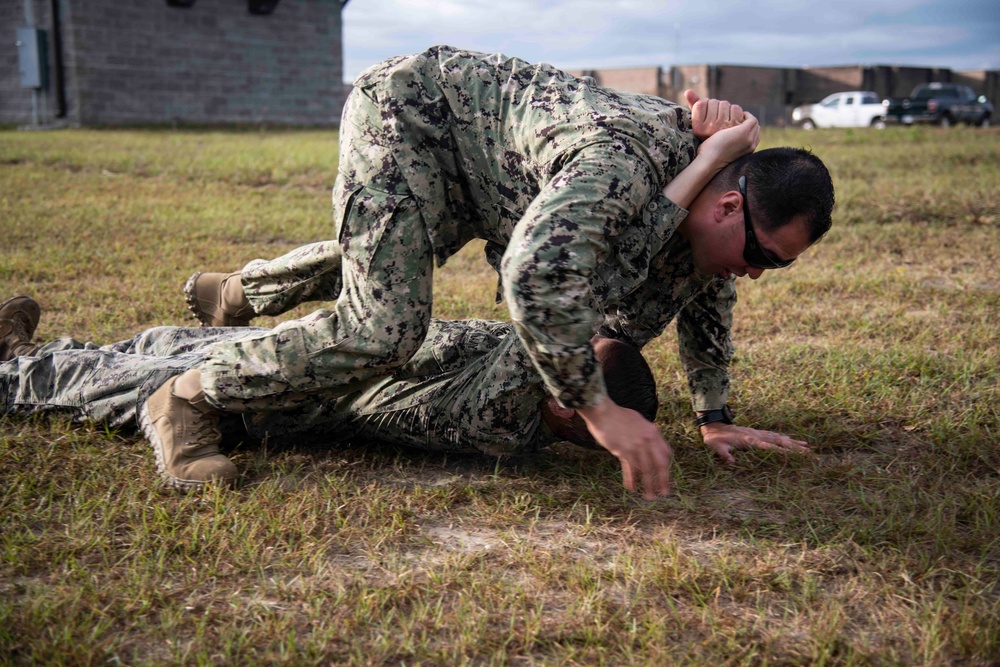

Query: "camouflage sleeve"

xmin=676 ymin=278 xmax=736 ymax=411
xmin=595 ymin=201 xmax=693 ymax=349
xmin=501 ymin=142 xmax=658 ymax=409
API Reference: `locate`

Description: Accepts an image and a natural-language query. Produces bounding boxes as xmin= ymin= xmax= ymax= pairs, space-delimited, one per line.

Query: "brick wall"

xmin=660 ymin=65 xmax=794 ymax=126
xmin=576 ymin=60 xmax=998 ymax=126
xmin=5 ymin=3 xmax=994 ymax=128
xmin=798 ymin=65 xmax=979 ymax=101
xmin=796 ymin=66 xmax=865 ymax=103
xmin=955 ymin=70 xmax=1000 ymax=104
xmin=2 ymin=0 xmax=346 ymax=126
xmin=707 ymin=65 xmax=792 ymax=126
xmin=661 ymin=65 xmax=710 ymax=101
xmin=864 ymin=65 xmax=953 ymax=98
xmin=567 ymin=66 xmax=663 ymax=98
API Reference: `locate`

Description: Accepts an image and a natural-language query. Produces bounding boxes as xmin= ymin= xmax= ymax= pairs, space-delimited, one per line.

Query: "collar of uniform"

xmin=645 ymin=192 xmax=688 ymax=259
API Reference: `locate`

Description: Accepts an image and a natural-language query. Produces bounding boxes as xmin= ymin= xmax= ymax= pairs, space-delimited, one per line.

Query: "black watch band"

xmin=695 ymin=405 xmax=735 ymax=427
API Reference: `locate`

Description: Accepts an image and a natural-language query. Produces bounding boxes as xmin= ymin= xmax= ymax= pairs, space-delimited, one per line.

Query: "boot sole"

xmin=138 ymin=401 xmax=211 ymax=492
xmin=183 ymin=272 xmax=214 ymax=327
xmin=183 ymin=272 xmax=252 ymax=327
xmin=0 ymin=296 xmax=41 ymax=335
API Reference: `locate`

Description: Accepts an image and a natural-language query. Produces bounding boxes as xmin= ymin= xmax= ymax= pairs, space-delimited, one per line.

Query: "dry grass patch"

xmin=2 ymin=126 xmax=999 ymax=665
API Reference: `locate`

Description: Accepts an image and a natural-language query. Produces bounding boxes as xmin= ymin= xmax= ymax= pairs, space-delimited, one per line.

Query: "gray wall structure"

xmin=571 ymin=63 xmax=1000 ymax=127
xmin=2 ymin=0 xmax=348 ymax=127
xmin=4 ymin=3 xmax=996 ymax=129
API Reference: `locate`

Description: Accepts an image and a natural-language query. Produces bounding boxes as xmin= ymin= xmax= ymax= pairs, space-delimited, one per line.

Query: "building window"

xmin=248 ymin=0 xmax=281 ymax=14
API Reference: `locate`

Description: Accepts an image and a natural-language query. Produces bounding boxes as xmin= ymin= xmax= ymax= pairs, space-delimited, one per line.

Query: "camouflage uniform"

xmin=0 ymin=328 xmax=251 ymax=429
xmin=201 ymin=45 xmax=734 ymax=415
xmin=0 ymin=321 xmax=554 ymax=455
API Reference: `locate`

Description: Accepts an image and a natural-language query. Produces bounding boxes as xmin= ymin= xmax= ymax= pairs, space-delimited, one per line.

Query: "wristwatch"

xmin=695 ymin=405 xmax=735 ymax=427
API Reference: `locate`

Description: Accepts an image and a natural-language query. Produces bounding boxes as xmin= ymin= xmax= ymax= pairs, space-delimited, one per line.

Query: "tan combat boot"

xmin=139 ymin=368 xmax=238 ymax=490
xmin=184 ymin=271 xmax=256 ymax=327
xmin=0 ymin=296 xmax=41 ymax=361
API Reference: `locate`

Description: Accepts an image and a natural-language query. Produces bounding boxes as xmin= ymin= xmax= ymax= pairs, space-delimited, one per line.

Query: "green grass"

xmin=2 ymin=125 xmax=999 ymax=665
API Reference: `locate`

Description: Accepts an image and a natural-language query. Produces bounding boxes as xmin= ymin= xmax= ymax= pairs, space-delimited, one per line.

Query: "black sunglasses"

xmin=739 ymin=175 xmax=794 ymax=270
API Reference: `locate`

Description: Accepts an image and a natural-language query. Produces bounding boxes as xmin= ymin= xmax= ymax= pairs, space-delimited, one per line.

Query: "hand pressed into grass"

xmin=698 ymin=422 xmax=811 ymax=464
xmin=578 ymin=396 xmax=673 ymax=498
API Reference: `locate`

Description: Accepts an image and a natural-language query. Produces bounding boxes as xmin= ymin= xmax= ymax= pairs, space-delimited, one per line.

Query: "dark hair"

xmin=564 ymin=337 xmax=659 ymax=449
xmin=717 ymin=147 xmax=835 ymax=244
xmin=597 ymin=338 xmax=658 ymax=422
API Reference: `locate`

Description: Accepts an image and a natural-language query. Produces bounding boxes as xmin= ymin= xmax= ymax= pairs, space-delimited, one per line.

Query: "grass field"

xmin=1 ymin=125 xmax=999 ymax=665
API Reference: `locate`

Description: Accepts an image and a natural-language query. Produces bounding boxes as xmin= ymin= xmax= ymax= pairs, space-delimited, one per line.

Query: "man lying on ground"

xmin=0 ymin=296 xmax=807 ymax=491
xmin=1 ymin=296 xmax=659 ymax=489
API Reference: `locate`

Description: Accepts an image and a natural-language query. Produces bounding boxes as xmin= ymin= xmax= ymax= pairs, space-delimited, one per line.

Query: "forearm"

xmin=677 ymin=280 xmax=736 ymax=411
xmin=661 ymin=151 xmax=729 ymax=209
xmin=664 ymin=112 xmax=761 ymax=209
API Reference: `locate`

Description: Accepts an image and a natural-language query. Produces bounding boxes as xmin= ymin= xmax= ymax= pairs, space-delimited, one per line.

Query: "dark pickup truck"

xmin=883 ymin=83 xmax=993 ymax=127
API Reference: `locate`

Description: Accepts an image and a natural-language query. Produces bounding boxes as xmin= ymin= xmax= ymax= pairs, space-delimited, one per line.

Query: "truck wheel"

xmin=871 ymin=118 xmax=886 ymax=129
xmin=801 ymin=119 xmax=815 ymax=130
xmin=939 ymin=114 xmax=953 ymax=128
xmin=979 ymin=115 xmax=991 ymax=128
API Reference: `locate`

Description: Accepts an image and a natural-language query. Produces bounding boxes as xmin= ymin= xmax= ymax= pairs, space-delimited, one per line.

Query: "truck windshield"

xmin=914 ymin=87 xmax=953 ymax=100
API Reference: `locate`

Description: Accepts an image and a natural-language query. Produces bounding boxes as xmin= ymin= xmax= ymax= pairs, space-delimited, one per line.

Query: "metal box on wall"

xmin=16 ymin=27 xmax=48 ymax=89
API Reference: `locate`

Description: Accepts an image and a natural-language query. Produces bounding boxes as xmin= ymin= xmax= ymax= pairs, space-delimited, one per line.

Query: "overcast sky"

xmin=341 ymin=0 xmax=999 ymax=82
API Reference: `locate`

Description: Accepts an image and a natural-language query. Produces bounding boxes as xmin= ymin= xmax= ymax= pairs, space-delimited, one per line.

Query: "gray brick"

xmin=1 ymin=0 xmax=346 ymax=126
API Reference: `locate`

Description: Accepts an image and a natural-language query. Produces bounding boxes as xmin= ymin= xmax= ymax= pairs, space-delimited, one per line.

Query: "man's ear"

xmin=715 ymin=190 xmax=743 ymax=223
xmin=545 ymin=398 xmax=576 ymax=420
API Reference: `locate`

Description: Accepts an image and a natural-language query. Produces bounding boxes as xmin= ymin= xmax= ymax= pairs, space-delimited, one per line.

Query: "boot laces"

xmin=180 ymin=410 xmax=223 ymax=459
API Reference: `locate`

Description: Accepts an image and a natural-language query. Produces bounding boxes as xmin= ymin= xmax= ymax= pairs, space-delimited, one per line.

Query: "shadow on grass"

xmin=4 ymin=397 xmax=997 ymax=568
xmin=199 ymin=394 xmax=1000 ymax=566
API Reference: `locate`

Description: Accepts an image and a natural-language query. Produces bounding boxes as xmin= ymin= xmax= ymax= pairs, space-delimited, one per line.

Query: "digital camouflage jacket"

xmin=351 ymin=46 xmax=735 ymax=411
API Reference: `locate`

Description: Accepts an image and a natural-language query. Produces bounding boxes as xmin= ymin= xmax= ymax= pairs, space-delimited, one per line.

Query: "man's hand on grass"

xmin=699 ymin=423 xmax=811 ymax=464
xmin=578 ymin=397 xmax=673 ymax=499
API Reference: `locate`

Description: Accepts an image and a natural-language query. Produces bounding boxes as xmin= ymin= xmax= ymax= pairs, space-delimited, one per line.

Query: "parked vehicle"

xmin=882 ymin=83 xmax=993 ymax=127
xmin=791 ymin=91 xmax=887 ymax=129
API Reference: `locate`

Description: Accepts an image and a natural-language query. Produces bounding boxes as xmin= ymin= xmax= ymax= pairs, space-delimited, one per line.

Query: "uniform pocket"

xmin=339 ymin=185 xmax=424 ymax=286
xmin=226 ymin=325 xmax=311 ymax=393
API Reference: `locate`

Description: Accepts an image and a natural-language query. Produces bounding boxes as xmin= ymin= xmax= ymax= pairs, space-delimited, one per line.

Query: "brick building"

xmin=5 ymin=3 xmax=996 ymax=129
xmin=2 ymin=0 xmax=348 ymax=127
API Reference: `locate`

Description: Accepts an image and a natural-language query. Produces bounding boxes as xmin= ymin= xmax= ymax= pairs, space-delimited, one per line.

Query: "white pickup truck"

xmin=791 ymin=91 xmax=887 ymax=129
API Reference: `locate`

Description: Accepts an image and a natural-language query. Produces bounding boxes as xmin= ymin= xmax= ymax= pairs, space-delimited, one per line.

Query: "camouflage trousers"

xmin=0 ymin=327 xmax=254 ymax=428
xmin=200 ymin=89 xmax=436 ymax=412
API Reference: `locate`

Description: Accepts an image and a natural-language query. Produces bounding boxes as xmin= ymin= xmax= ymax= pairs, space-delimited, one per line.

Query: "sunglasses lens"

xmin=752 ymin=250 xmax=792 ymax=269
xmin=740 ymin=175 xmax=794 ymax=270
xmin=747 ymin=249 xmax=772 ymax=268
xmin=744 ymin=235 xmax=793 ymax=269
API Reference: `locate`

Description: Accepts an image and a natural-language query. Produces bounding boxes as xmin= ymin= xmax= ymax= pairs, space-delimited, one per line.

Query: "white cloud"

xmin=341 ymin=0 xmax=1000 ymax=80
